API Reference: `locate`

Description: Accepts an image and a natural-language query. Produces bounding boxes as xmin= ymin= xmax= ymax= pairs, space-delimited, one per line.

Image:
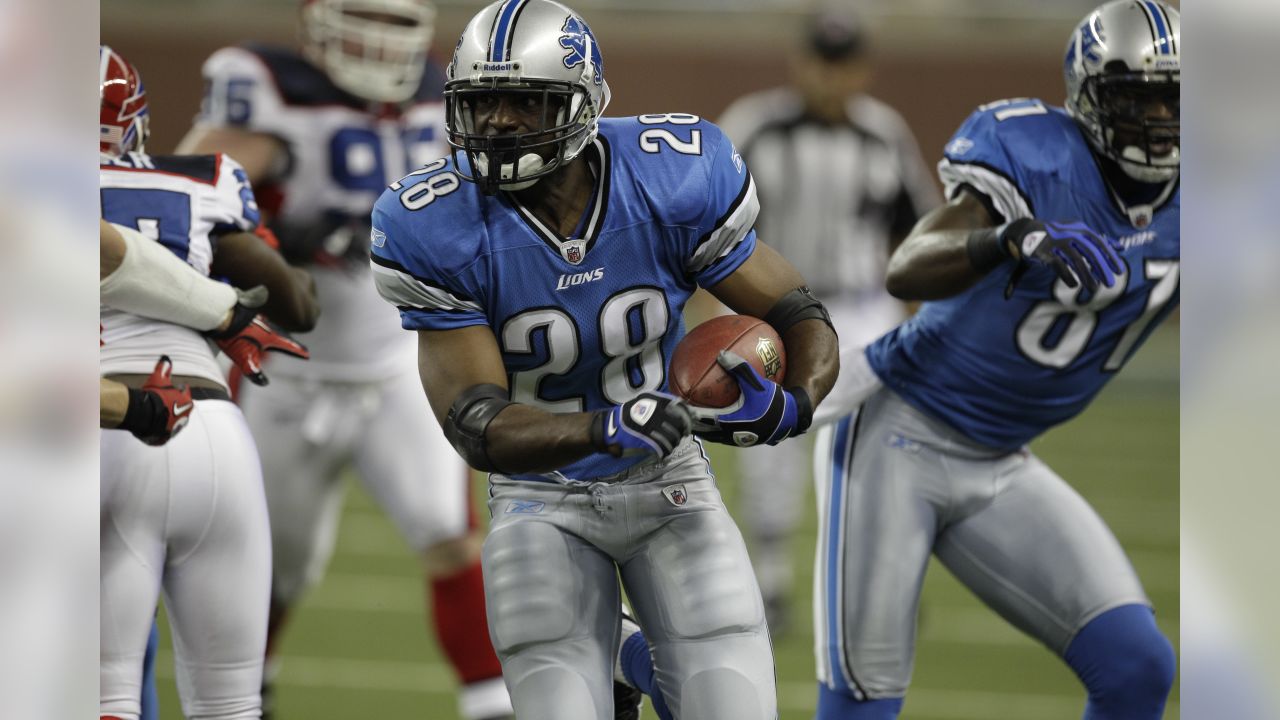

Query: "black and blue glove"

xmin=970 ymin=218 xmax=1124 ymax=296
xmin=591 ymin=391 xmax=694 ymax=459
xmin=692 ymin=351 xmax=814 ymax=448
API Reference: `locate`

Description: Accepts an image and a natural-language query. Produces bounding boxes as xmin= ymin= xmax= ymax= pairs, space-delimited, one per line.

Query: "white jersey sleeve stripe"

xmin=687 ymin=173 xmax=760 ymax=275
xmin=370 ymin=257 xmax=483 ymax=314
xmin=937 ymin=158 xmax=1034 ymax=223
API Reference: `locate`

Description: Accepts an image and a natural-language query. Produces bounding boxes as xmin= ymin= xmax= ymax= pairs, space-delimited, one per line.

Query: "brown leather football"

xmin=669 ymin=315 xmax=786 ymax=408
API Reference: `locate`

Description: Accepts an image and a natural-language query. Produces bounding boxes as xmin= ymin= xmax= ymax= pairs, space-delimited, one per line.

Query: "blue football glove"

xmin=691 ymin=351 xmax=814 ymax=448
xmin=591 ymin=391 xmax=694 ymax=459
xmin=1002 ymin=218 xmax=1124 ymax=295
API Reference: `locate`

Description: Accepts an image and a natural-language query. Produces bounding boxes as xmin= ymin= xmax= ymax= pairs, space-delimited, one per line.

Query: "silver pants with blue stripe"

xmin=484 ymin=437 xmax=777 ymax=719
xmin=812 ymin=387 xmax=1150 ymax=699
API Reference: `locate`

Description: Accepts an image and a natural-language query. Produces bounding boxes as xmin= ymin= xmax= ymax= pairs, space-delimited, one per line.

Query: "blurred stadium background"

xmin=103 ymin=0 xmax=1178 ymax=717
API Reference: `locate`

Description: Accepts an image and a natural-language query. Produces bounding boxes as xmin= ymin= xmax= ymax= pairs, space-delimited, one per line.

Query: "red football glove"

xmin=210 ymin=314 xmax=309 ymax=386
xmin=121 ymin=356 xmax=194 ymax=446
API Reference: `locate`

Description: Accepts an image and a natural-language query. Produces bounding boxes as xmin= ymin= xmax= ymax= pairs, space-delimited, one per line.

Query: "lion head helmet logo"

xmin=559 ymin=16 xmax=604 ymax=86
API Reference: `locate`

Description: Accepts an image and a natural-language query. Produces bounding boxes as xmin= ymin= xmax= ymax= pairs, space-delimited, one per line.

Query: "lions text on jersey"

xmin=99 ymin=151 xmax=260 ymax=386
xmin=372 ymin=115 xmax=758 ymax=482
xmin=866 ymin=98 xmax=1179 ymax=451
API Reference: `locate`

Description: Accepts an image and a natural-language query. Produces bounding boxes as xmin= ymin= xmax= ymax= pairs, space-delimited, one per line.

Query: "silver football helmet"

xmin=445 ymin=0 xmax=611 ymax=193
xmin=301 ymin=0 xmax=435 ymax=103
xmin=1064 ymin=0 xmax=1180 ymax=183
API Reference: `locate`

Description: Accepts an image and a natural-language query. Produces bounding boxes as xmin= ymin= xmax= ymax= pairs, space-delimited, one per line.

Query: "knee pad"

xmin=482 ymin=522 xmax=580 ymax=655
xmin=680 ymin=668 xmax=772 ymax=720
xmin=508 ymin=667 xmax=598 ymax=720
xmin=816 ymin=683 xmax=904 ymax=720
xmin=654 ymin=519 xmax=763 ymax=640
xmin=1065 ymin=604 xmax=1176 ymax=720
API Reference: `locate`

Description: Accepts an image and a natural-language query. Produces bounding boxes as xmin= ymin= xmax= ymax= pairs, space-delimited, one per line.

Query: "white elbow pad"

xmin=100 ymin=223 xmax=239 ymax=331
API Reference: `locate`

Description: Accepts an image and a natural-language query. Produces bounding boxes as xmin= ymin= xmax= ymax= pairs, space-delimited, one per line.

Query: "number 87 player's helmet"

xmin=1064 ymin=0 xmax=1180 ymax=183
xmin=444 ymin=0 xmax=611 ymax=194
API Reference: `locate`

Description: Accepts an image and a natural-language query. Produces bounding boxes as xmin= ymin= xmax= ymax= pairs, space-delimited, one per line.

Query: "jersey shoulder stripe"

xmin=370 ymin=254 xmax=483 ymax=314
xmin=226 ymin=43 xmax=446 ymax=106
xmin=688 ymin=170 xmax=757 ymax=274
xmin=937 ymin=158 xmax=1033 ymax=223
xmin=239 ymin=43 xmax=359 ymax=107
xmin=146 ymin=154 xmax=221 ymax=184
xmin=101 ymin=153 xmax=222 ymax=187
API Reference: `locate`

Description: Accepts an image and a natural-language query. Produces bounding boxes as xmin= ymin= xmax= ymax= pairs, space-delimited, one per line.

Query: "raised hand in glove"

xmin=207 ymin=313 xmax=309 ymax=386
xmin=971 ymin=218 xmax=1124 ymax=296
xmin=119 ymin=356 xmax=194 ymax=446
xmin=591 ymin=391 xmax=694 ymax=459
xmin=691 ymin=351 xmax=813 ymax=448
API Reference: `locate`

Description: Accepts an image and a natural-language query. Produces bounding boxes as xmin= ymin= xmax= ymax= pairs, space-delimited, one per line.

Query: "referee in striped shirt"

xmin=717 ymin=7 xmax=939 ymax=636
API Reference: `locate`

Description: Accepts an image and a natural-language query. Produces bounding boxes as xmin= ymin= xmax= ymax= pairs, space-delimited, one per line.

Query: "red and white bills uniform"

xmin=194 ymin=44 xmax=470 ymax=595
xmin=100 ymin=152 xmax=270 ymax=720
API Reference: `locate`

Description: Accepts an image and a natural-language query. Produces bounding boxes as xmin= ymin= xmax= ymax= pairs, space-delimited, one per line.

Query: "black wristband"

xmin=965 ymin=226 xmax=1012 ymax=274
xmin=119 ymin=388 xmax=166 ymax=440
xmin=788 ymin=386 xmax=814 ymax=435
xmin=206 ymin=302 xmax=256 ymax=340
xmin=588 ymin=410 xmax=608 ymax=451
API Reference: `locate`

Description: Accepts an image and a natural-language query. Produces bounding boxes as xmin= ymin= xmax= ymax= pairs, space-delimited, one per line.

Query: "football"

xmin=669 ymin=314 xmax=786 ymax=408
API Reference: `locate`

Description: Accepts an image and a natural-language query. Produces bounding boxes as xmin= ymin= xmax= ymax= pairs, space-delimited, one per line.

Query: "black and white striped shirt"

xmin=718 ymin=88 xmax=939 ymax=303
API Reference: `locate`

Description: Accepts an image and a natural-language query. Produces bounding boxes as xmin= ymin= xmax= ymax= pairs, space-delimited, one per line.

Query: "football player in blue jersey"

xmin=370 ymin=1 xmax=839 ymax=718
xmin=803 ymin=2 xmax=1180 ymax=719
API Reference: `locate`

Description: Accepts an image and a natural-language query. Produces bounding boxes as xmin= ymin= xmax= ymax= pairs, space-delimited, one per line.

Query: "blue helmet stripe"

xmin=1153 ymin=1 xmax=1177 ymax=54
xmin=490 ymin=0 xmax=528 ymax=62
xmin=1141 ymin=0 xmax=1172 ymax=55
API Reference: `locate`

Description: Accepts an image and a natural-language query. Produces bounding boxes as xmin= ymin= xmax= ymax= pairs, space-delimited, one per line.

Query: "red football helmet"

xmin=99 ymin=45 xmax=150 ymax=156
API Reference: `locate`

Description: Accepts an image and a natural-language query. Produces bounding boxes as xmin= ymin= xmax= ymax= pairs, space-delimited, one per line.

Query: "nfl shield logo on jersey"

xmin=563 ymin=241 xmax=585 ymax=264
xmin=662 ymin=484 xmax=688 ymax=507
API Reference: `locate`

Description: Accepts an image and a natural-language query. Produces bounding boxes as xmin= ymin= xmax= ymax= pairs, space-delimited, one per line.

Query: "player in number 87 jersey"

xmin=808 ymin=2 xmax=1179 ymax=718
xmin=372 ymin=2 xmax=839 ymax=718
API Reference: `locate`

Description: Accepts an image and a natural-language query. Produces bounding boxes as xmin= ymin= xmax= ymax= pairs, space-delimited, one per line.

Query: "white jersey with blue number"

xmin=372 ymin=116 xmax=758 ymax=483
xmin=196 ymin=44 xmax=448 ymax=380
xmin=866 ymin=99 xmax=1180 ymax=452
xmin=100 ymin=151 xmax=261 ymax=388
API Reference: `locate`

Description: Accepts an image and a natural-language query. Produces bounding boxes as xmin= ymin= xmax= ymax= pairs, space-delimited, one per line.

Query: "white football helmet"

xmin=444 ymin=0 xmax=611 ymax=193
xmin=1064 ymin=0 xmax=1180 ymax=183
xmin=301 ymin=0 xmax=435 ymax=103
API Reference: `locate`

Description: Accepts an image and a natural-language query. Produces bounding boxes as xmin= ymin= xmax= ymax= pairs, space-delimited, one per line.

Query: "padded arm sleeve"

xmin=100 ymin=223 xmax=238 ymax=331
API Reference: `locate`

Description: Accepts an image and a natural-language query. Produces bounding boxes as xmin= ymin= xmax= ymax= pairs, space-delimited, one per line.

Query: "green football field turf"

xmin=154 ymin=327 xmax=1178 ymax=720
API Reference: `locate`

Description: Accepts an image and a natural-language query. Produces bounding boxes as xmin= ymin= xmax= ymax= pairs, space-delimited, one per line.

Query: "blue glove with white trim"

xmin=591 ymin=391 xmax=694 ymax=459
xmin=692 ymin=351 xmax=813 ymax=447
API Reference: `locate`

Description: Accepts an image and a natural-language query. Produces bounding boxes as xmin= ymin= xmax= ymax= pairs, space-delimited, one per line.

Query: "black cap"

xmin=807 ymin=9 xmax=866 ymax=61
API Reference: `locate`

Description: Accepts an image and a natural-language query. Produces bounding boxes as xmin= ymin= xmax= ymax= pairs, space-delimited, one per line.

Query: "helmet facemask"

xmin=445 ymin=77 xmax=600 ymax=194
xmin=302 ymin=0 xmax=435 ymax=104
xmin=1076 ymin=70 xmax=1180 ymax=183
xmin=444 ymin=0 xmax=611 ymax=194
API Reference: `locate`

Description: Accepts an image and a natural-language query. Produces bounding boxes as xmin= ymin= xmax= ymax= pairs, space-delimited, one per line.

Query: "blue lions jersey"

xmin=866 ymin=98 xmax=1180 ymax=452
xmin=371 ymin=115 xmax=758 ymax=483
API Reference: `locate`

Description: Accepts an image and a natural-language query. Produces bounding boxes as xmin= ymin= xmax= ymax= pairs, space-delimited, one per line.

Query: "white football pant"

xmin=101 ymin=400 xmax=270 ymax=720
